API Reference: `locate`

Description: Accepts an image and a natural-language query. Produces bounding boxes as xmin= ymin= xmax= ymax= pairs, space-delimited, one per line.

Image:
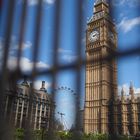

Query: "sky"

xmin=1 ymin=0 xmax=140 ymax=129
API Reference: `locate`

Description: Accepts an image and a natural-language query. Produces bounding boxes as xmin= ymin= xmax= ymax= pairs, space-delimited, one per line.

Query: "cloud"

xmin=112 ymin=0 xmax=140 ymax=7
xmin=0 ymin=36 xmax=32 ymax=55
xmin=9 ymin=41 xmax=32 ymax=56
xmin=118 ymin=83 xmax=140 ymax=95
xmin=7 ymin=56 xmax=50 ymax=72
xmin=45 ymin=0 xmax=55 ymax=4
xmin=112 ymin=0 xmax=125 ymax=6
xmin=1 ymin=42 xmax=32 ymax=59
xmin=117 ymin=16 xmax=140 ymax=33
xmin=27 ymin=0 xmax=55 ymax=6
xmin=57 ymin=48 xmax=72 ymax=54
xmin=61 ymin=54 xmax=77 ymax=63
xmin=28 ymin=0 xmax=38 ymax=5
xmin=57 ymin=48 xmax=78 ymax=63
xmin=22 ymin=41 xmax=32 ymax=49
xmin=0 ymin=36 xmax=49 ymax=72
xmin=20 ymin=57 xmax=49 ymax=71
xmin=118 ymin=83 xmax=130 ymax=95
xmin=127 ymin=0 xmax=140 ymax=7
xmin=135 ymin=88 xmax=140 ymax=94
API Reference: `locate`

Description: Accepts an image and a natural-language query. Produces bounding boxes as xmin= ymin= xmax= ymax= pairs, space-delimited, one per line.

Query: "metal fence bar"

xmin=17 ymin=0 xmax=28 ymax=72
xmin=0 ymin=0 xmax=16 ymax=139
xmin=24 ymin=0 xmax=43 ymax=139
xmin=0 ymin=0 xmax=140 ymax=139
xmin=75 ymin=0 xmax=84 ymax=133
xmin=48 ymin=0 xmax=62 ymax=139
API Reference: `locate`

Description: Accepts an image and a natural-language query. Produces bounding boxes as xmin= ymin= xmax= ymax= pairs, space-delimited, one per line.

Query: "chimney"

xmin=42 ymin=81 xmax=45 ymax=89
xmin=40 ymin=81 xmax=46 ymax=92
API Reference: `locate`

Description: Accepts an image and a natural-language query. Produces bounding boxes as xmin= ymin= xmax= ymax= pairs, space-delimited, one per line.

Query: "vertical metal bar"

xmin=48 ymin=0 xmax=62 ymax=138
xmin=24 ymin=0 xmax=43 ymax=139
xmin=0 ymin=0 xmax=1 ymax=7
xmin=32 ymin=0 xmax=43 ymax=74
xmin=138 ymin=1 xmax=140 ymax=136
xmin=1 ymin=0 xmax=15 ymax=72
xmin=0 ymin=0 xmax=16 ymax=139
xmin=17 ymin=1 xmax=28 ymax=72
xmin=75 ymin=0 xmax=84 ymax=134
xmin=108 ymin=0 xmax=116 ymax=138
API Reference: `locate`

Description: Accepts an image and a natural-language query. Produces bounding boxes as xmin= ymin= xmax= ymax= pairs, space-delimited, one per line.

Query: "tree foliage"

xmin=13 ymin=128 xmax=134 ymax=140
xmin=14 ymin=128 xmax=24 ymax=140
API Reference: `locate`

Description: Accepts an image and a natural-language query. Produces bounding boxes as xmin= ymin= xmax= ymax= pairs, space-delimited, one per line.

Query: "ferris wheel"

xmin=54 ymin=86 xmax=77 ymax=131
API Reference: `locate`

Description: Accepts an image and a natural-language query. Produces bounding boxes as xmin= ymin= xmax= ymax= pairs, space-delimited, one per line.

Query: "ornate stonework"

xmin=84 ymin=0 xmax=117 ymax=134
xmin=84 ymin=1 xmax=140 ymax=135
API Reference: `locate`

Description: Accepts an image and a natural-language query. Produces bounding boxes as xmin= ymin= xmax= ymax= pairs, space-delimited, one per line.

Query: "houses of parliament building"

xmin=84 ymin=0 xmax=140 ymax=135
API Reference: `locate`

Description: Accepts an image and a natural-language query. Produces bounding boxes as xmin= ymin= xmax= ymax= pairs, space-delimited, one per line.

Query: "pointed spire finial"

xmin=130 ymin=81 xmax=133 ymax=88
xmin=129 ymin=81 xmax=134 ymax=97
xmin=121 ymin=87 xmax=124 ymax=96
xmin=95 ymin=0 xmax=108 ymax=5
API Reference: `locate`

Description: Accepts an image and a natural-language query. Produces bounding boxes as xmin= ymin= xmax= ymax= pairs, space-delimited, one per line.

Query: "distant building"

xmin=115 ymin=82 xmax=140 ymax=135
xmin=4 ymin=78 xmax=54 ymax=130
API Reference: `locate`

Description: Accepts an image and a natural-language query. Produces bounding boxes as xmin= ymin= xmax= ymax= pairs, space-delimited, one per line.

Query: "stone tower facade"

xmin=84 ymin=0 xmax=117 ymax=134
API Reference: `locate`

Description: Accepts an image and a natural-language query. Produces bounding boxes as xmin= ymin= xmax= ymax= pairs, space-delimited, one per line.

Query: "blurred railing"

xmin=0 ymin=0 xmax=140 ymax=140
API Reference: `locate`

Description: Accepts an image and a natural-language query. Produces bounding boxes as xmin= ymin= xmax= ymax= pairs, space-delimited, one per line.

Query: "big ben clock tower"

xmin=84 ymin=0 xmax=118 ymax=134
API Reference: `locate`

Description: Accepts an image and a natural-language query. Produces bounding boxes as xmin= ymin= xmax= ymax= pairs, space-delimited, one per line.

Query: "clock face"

xmin=89 ymin=29 xmax=99 ymax=42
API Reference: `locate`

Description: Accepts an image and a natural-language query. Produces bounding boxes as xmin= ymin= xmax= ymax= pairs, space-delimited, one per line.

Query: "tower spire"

xmin=121 ymin=87 xmax=124 ymax=97
xmin=129 ymin=81 xmax=134 ymax=99
xmin=93 ymin=0 xmax=109 ymax=15
xmin=130 ymin=81 xmax=133 ymax=88
xmin=95 ymin=0 xmax=108 ymax=5
xmin=121 ymin=87 xmax=125 ymax=99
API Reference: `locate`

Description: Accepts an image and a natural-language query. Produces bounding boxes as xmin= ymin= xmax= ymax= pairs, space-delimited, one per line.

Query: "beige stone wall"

xmin=84 ymin=1 xmax=118 ymax=134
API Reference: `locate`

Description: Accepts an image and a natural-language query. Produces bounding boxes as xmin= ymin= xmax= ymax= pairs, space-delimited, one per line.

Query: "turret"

xmin=121 ymin=87 xmax=125 ymax=101
xmin=129 ymin=81 xmax=134 ymax=100
xmin=94 ymin=0 xmax=109 ymax=14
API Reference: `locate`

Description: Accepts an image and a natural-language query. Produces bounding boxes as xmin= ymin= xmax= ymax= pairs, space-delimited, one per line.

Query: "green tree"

xmin=32 ymin=129 xmax=42 ymax=140
xmin=57 ymin=131 xmax=72 ymax=140
xmin=14 ymin=128 xmax=24 ymax=140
